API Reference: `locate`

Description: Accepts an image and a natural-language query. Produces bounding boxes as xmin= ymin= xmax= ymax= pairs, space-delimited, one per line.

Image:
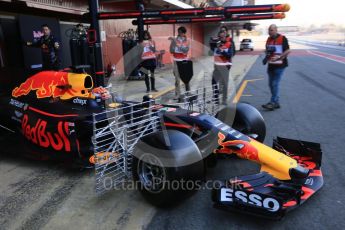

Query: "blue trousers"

xmin=267 ymin=67 xmax=285 ymax=104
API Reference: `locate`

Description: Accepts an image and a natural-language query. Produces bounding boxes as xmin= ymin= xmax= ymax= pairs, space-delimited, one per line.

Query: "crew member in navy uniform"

xmin=211 ymin=30 xmax=233 ymax=105
xmin=26 ymin=24 xmax=61 ymax=71
xmin=262 ymin=24 xmax=290 ymax=110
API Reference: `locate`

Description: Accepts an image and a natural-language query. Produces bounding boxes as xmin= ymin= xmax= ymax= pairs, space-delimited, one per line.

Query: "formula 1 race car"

xmin=0 ymin=69 xmax=323 ymax=219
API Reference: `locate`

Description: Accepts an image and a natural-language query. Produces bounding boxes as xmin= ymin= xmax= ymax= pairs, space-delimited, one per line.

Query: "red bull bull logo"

xmin=12 ymin=71 xmax=94 ymax=100
xmin=12 ymin=71 xmax=69 ymax=98
xmin=215 ymin=132 xmax=259 ymax=161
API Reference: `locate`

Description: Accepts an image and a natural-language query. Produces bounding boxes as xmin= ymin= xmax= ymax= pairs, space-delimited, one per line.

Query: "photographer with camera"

xmin=262 ymin=24 xmax=290 ymax=111
xmin=210 ymin=26 xmax=236 ymax=58
xmin=220 ymin=26 xmax=236 ymax=57
xmin=211 ymin=30 xmax=233 ymax=105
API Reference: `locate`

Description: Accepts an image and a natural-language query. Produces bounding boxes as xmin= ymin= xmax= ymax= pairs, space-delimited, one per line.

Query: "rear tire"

xmin=132 ymin=130 xmax=204 ymax=206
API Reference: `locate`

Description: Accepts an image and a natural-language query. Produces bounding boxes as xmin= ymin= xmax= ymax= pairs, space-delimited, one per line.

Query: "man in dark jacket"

xmin=27 ymin=24 xmax=61 ymax=70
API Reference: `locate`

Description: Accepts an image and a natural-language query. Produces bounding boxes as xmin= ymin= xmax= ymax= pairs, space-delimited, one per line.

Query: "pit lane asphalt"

xmin=147 ymin=46 xmax=345 ymax=229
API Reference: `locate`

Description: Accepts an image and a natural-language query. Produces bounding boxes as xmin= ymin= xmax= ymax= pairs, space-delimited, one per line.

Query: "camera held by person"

xmin=262 ymin=46 xmax=276 ymax=65
xmin=209 ymin=37 xmax=224 ymax=53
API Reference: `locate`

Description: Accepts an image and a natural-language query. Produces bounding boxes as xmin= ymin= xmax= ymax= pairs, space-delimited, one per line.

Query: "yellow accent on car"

xmin=60 ymin=73 xmax=95 ymax=100
xmin=250 ymin=139 xmax=298 ymax=180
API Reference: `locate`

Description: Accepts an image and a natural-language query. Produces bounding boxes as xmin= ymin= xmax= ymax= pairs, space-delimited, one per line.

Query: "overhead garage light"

xmin=163 ymin=0 xmax=194 ymax=9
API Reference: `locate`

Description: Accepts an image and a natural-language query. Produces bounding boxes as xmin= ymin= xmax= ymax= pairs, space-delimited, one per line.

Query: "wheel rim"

xmin=138 ymin=153 xmax=166 ymax=193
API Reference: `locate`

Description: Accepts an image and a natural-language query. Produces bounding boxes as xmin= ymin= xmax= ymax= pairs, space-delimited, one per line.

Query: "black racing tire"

xmin=216 ymin=103 xmax=266 ymax=142
xmin=132 ymin=130 xmax=204 ymax=206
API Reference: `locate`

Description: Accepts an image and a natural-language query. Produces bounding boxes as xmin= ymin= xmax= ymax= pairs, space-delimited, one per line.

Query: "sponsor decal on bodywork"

xmin=220 ymin=188 xmax=281 ymax=212
xmin=14 ymin=110 xmax=23 ymax=118
xmin=21 ymin=114 xmax=71 ymax=152
xmin=11 ymin=71 xmax=93 ymax=99
xmin=190 ymin=112 xmax=200 ymax=116
xmin=215 ymin=132 xmax=259 ymax=161
xmin=12 ymin=72 xmax=70 ymax=98
xmin=73 ymin=98 xmax=87 ymax=106
xmin=89 ymin=152 xmax=120 ymax=164
xmin=9 ymin=99 xmax=25 ymax=108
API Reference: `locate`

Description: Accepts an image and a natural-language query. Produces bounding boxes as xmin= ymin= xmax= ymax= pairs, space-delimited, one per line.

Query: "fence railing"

xmin=92 ymin=85 xmax=222 ymax=194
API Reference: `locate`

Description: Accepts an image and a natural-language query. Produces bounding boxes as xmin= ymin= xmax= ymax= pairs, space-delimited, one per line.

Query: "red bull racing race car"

xmin=0 ymin=68 xmax=323 ymax=219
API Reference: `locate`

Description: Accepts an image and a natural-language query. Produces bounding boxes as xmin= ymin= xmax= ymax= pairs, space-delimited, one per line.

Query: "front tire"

xmin=216 ymin=103 xmax=266 ymax=142
xmin=132 ymin=130 xmax=204 ymax=206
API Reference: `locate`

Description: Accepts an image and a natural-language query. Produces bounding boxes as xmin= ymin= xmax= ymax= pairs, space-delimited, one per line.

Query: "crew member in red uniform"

xmin=211 ymin=30 xmax=233 ymax=105
xmin=219 ymin=26 xmax=236 ymax=57
xmin=26 ymin=24 xmax=61 ymax=71
xmin=140 ymin=31 xmax=158 ymax=93
xmin=262 ymin=24 xmax=290 ymax=110
xmin=169 ymin=26 xmax=191 ymax=100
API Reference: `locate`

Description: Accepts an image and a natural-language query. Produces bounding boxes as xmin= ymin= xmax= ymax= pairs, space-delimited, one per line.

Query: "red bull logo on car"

xmin=12 ymin=71 xmax=69 ymax=98
xmin=215 ymin=132 xmax=259 ymax=161
xmin=21 ymin=114 xmax=71 ymax=152
xmin=12 ymin=71 xmax=94 ymax=100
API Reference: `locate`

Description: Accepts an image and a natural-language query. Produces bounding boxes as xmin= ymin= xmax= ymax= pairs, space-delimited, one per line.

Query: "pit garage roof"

xmin=0 ymin=0 xmax=257 ymax=29
xmin=0 ymin=0 xmax=193 ymax=18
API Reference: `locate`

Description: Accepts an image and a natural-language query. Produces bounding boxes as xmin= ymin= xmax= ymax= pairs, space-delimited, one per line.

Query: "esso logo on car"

xmin=220 ymin=188 xmax=280 ymax=212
